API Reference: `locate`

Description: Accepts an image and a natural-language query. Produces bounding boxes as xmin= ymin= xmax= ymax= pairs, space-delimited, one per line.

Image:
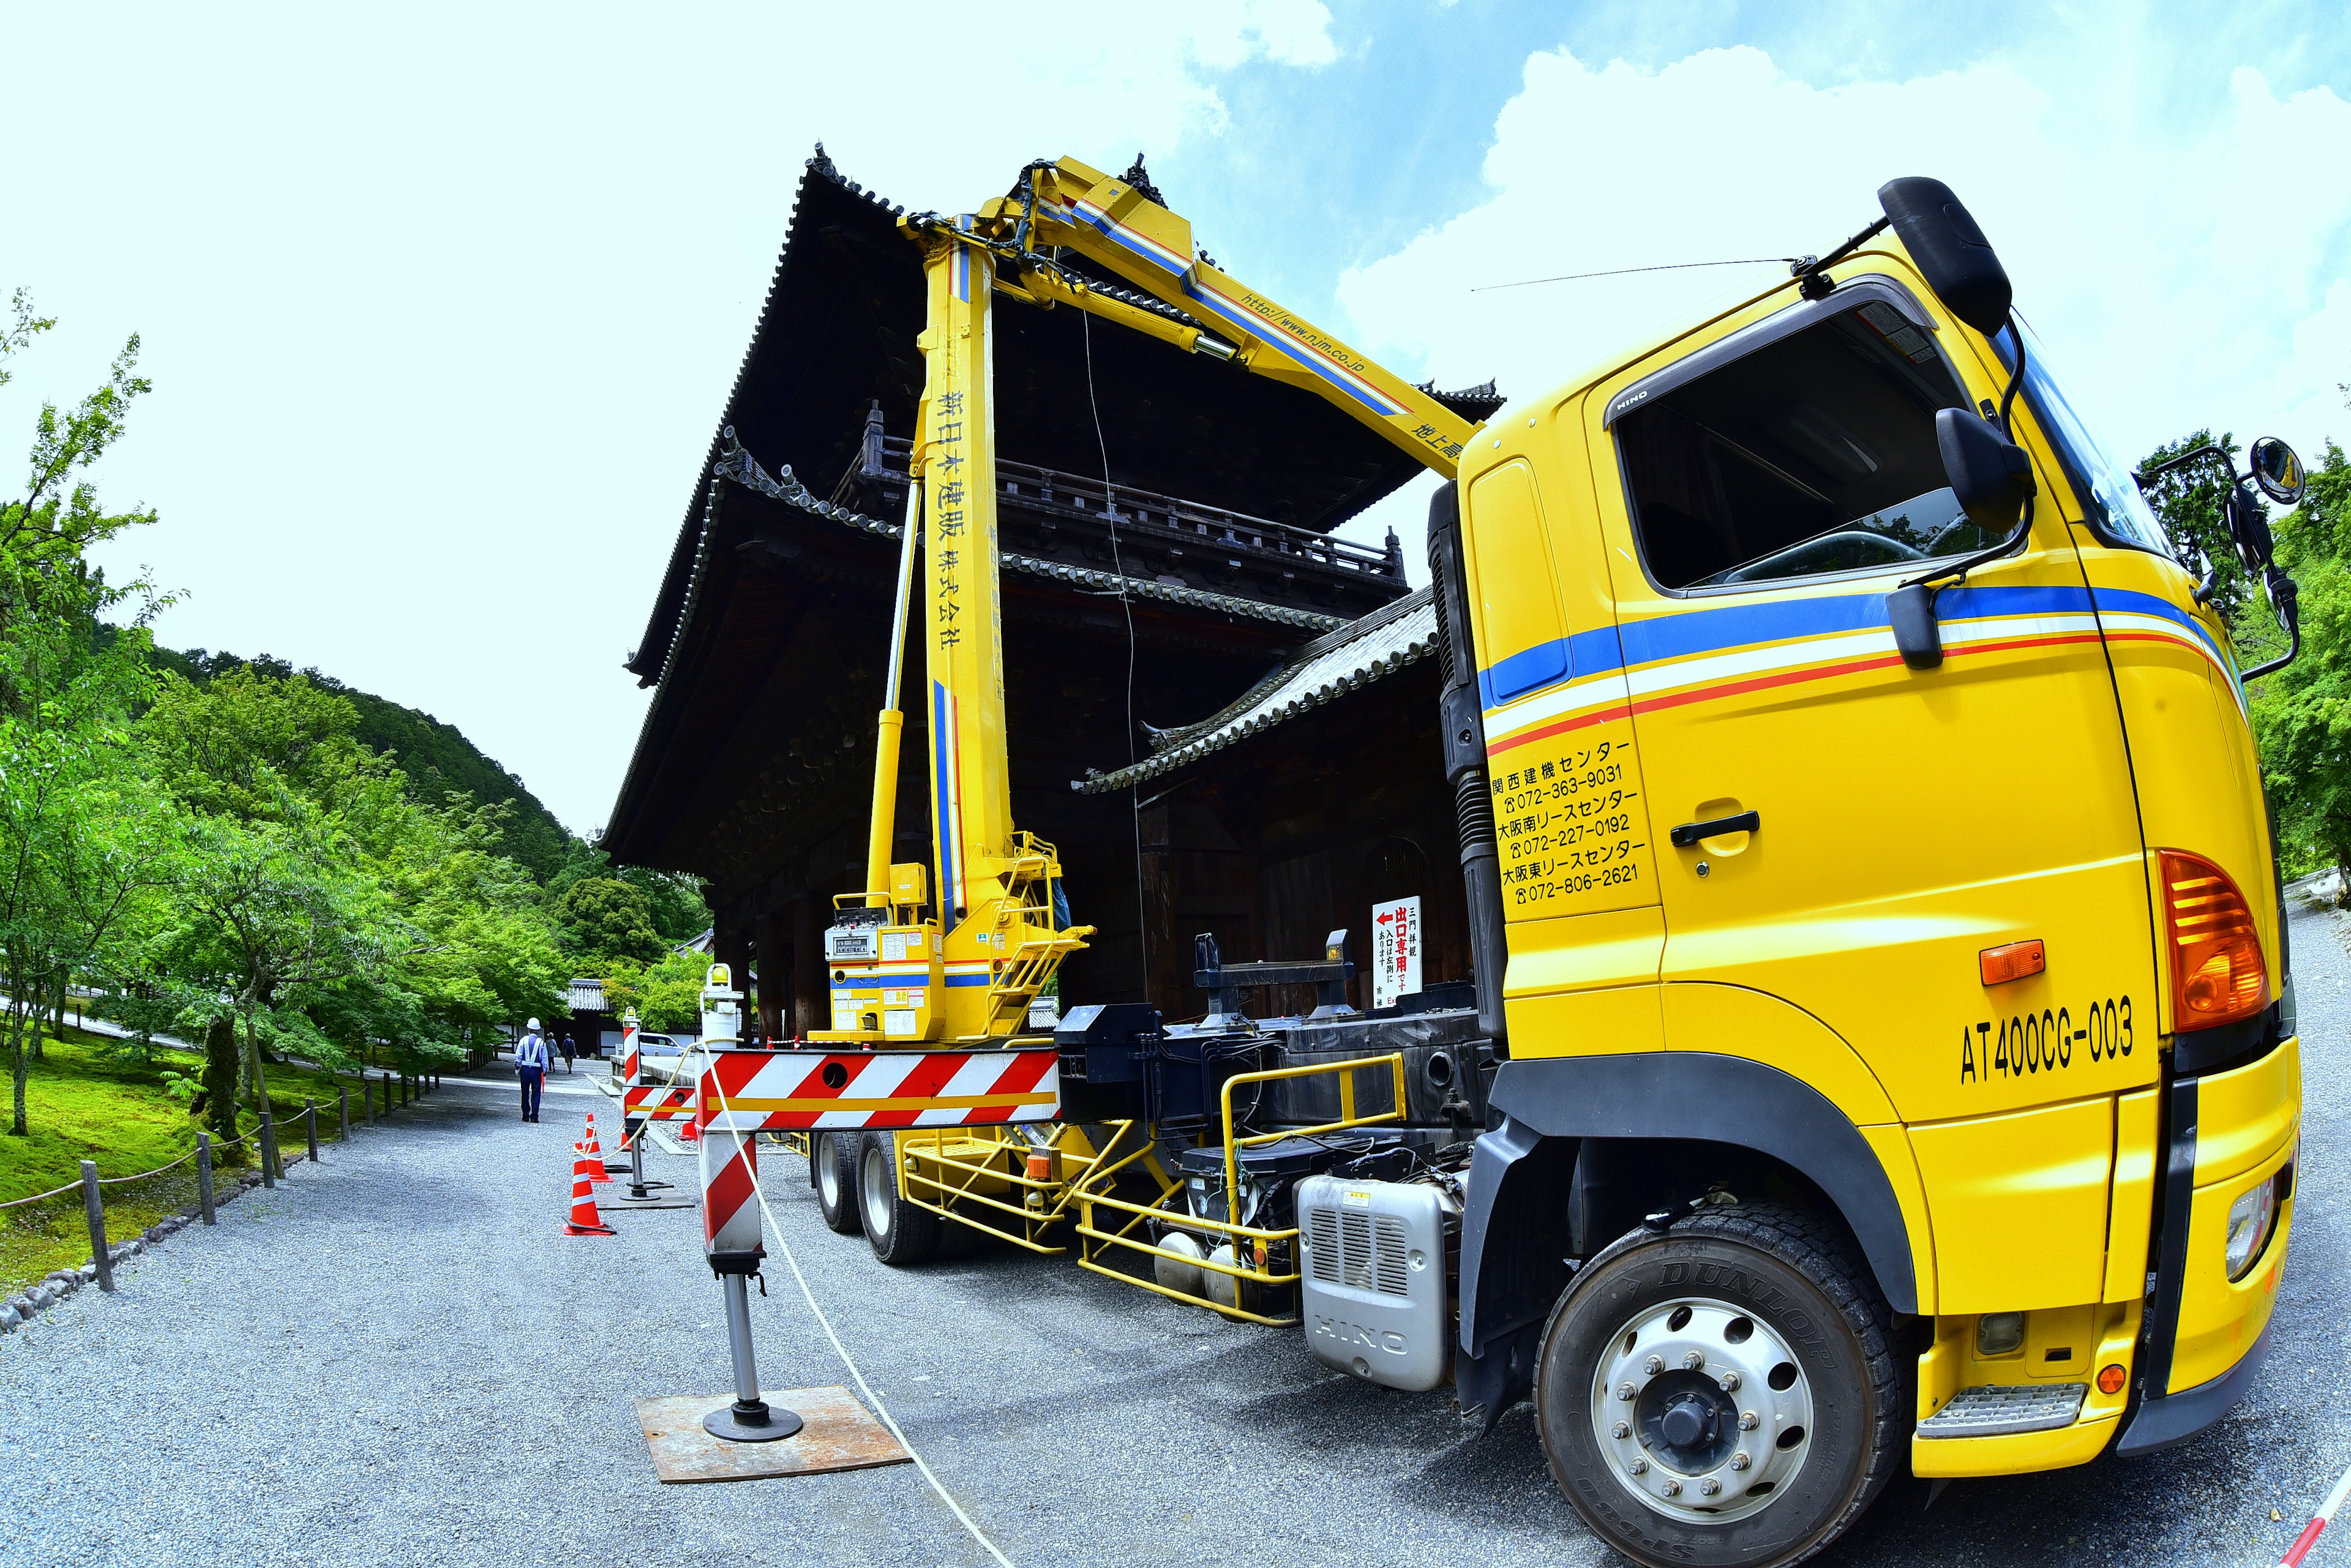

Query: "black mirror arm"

xmin=2241 ymin=568 xmax=2301 ymax=681
xmin=2134 ymin=444 xmax=2241 ymax=491
xmin=1900 ymin=494 xmax=2037 ymax=596
xmin=1791 ymin=215 xmax=1892 ymax=300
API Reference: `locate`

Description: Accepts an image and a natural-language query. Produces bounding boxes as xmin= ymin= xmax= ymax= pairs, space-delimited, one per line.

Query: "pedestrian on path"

xmin=559 ymin=1033 xmax=576 ymax=1074
xmin=516 ymin=1019 xmax=550 ymax=1122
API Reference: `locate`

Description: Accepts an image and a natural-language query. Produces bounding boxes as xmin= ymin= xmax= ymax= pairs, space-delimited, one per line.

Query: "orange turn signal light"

xmin=1979 ymin=939 xmax=2045 ymax=987
xmin=2096 ymin=1364 xmax=2128 ymax=1395
xmin=2158 ymin=850 xmax=2268 ymax=1030
xmin=1024 ymin=1152 xmax=1053 ymax=1183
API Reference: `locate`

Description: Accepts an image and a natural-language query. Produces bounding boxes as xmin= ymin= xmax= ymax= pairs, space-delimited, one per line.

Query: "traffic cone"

xmin=583 ymin=1112 xmax=613 ymax=1183
xmin=563 ymin=1149 xmax=615 ymax=1236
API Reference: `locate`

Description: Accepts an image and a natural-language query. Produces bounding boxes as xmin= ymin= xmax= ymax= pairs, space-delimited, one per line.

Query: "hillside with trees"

xmin=147 ymin=645 xmax=572 ymax=880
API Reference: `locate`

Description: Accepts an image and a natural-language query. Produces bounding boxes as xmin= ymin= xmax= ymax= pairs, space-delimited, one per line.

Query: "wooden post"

xmin=81 ymin=1161 xmax=114 ymax=1293
xmin=304 ymin=1098 xmax=320 ymax=1163
xmin=339 ymin=1085 xmax=349 ymax=1140
xmin=196 ymin=1133 xmax=216 ymax=1224
xmin=258 ymin=1102 xmax=278 ymax=1187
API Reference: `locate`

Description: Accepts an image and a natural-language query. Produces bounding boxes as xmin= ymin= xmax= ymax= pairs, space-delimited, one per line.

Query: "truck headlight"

xmin=2223 ymin=1174 xmax=2281 ymax=1281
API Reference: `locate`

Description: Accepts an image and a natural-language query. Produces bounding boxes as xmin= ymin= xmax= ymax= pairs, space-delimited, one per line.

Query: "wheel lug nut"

xmin=1612 ymin=1421 xmax=1631 ymax=1439
xmin=1617 ymin=1382 xmax=1638 ymax=1401
xmin=1629 ymin=1458 xmax=1648 ymax=1476
xmin=1661 ymin=1479 xmax=1681 ymax=1497
xmin=1643 ymin=1354 xmax=1664 ymax=1375
xmin=1739 ymin=1411 xmax=1760 ymax=1431
xmin=1731 ymin=1451 xmax=1752 ymax=1471
xmin=1682 ymin=1351 xmax=1706 ymax=1370
xmin=1700 ymin=1478 xmax=1722 ymax=1496
xmin=1719 ymin=1371 xmax=1741 ymax=1392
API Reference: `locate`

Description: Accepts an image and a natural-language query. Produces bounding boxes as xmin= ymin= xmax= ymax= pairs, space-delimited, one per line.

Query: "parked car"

xmin=631 ymin=1032 xmax=688 ymax=1084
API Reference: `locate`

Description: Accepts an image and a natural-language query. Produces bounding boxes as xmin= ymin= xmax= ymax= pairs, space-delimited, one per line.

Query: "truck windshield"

xmin=1618 ymin=297 xmax=1989 ymax=592
xmin=1995 ymin=316 xmax=2172 ymax=556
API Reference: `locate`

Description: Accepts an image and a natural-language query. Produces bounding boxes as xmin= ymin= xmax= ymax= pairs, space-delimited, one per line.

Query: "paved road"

xmin=3 ymin=904 xmax=2344 ymax=1567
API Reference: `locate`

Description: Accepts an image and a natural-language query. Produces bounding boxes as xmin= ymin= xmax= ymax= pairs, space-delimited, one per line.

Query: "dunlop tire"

xmin=813 ymin=1130 xmax=862 ymax=1236
xmin=1533 ymin=1202 xmax=1904 ymax=1568
xmin=858 ymin=1131 xmax=941 ymax=1266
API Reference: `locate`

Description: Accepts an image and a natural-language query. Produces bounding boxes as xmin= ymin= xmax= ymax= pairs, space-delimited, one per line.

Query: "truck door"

xmin=1581 ymin=275 xmax=2162 ymax=1307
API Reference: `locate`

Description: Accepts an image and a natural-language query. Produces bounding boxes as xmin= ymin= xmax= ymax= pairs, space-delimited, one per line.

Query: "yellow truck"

xmin=796 ymin=163 xmax=2308 ymax=1567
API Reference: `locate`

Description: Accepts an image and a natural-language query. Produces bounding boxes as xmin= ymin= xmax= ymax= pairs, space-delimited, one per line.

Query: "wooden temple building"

xmin=602 ymin=148 xmax=1502 ymax=1037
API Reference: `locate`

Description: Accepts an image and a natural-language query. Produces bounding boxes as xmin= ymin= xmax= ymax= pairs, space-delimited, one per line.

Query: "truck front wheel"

xmin=1534 ymin=1204 xmax=1903 ymax=1568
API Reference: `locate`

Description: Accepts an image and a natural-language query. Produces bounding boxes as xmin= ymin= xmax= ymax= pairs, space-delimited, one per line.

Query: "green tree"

xmin=600 ymin=947 xmax=710 ymax=1032
xmin=2251 ymin=430 xmax=2351 ymax=891
xmin=0 ymin=291 xmax=174 ymax=1136
xmin=558 ymin=876 xmax=665 ymax=969
xmin=2137 ymin=429 xmax=2289 ymax=669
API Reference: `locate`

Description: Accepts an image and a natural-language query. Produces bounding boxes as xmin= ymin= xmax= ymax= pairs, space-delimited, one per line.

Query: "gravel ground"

xmin=2 ymin=904 xmax=2344 ymax=1567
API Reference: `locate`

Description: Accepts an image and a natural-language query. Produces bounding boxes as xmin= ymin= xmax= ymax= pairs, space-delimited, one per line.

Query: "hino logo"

xmin=1311 ymin=1313 xmax=1406 ymax=1357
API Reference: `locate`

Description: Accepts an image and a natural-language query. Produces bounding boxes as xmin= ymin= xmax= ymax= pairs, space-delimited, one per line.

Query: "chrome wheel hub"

xmin=1589 ymin=1297 xmax=1813 ymax=1523
xmin=817 ymin=1135 xmax=841 ymax=1206
xmin=861 ymin=1142 xmax=893 ymax=1239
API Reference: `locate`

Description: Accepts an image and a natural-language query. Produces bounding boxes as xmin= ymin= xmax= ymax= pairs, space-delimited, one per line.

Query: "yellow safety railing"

xmin=1070 ymin=1052 xmax=1407 ymax=1326
xmin=896 ymin=1119 xmax=1158 ymax=1254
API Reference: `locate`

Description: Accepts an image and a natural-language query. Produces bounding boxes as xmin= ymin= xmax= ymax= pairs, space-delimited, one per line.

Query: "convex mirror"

xmin=2250 ymin=437 xmax=2307 ymax=506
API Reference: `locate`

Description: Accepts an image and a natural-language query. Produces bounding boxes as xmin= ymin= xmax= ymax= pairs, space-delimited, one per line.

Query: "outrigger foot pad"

xmin=702 ymin=1397 xmax=803 ymax=1443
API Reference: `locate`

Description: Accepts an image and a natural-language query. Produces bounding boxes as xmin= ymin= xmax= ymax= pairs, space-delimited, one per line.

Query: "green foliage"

xmin=159 ymin=1067 xmax=198 ymax=1105
xmin=2137 ymin=429 xmax=2289 ymax=669
xmin=558 ymin=876 xmax=666 ymax=969
xmin=600 ymin=947 xmax=709 ymax=1033
xmin=2249 ymin=430 xmax=2351 ymax=888
xmin=0 ymin=291 xmax=569 ymax=1142
xmin=147 ymin=643 xmax=574 ymax=879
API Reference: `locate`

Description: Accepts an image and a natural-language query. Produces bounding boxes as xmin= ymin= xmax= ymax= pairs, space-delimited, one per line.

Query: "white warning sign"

xmin=1371 ymin=896 xmax=1422 ymax=1010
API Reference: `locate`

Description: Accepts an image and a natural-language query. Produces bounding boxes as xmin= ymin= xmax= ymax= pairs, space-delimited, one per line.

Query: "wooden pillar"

xmin=714 ymin=912 xmax=752 ymax=1028
xmin=792 ymin=894 xmax=825 ymax=1038
xmin=754 ymin=912 xmax=789 ymax=1043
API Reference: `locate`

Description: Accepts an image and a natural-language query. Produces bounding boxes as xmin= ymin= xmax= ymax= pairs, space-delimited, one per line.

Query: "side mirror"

xmin=1878 ymin=178 xmax=2013 ymax=337
xmin=2249 ymin=436 xmax=2307 ymax=506
xmin=1937 ymin=408 xmax=2036 ymax=529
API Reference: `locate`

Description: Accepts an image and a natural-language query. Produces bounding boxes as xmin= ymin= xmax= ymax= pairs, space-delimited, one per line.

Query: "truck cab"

xmin=1439 ymin=190 xmax=2300 ymax=1567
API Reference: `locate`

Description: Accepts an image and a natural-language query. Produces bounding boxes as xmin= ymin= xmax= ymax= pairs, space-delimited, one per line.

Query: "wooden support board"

xmin=634 ymin=1386 xmax=909 ymax=1484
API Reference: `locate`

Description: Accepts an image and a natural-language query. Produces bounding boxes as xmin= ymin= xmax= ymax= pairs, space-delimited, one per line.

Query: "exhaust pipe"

xmin=1427 ymin=484 xmax=1508 ymax=1052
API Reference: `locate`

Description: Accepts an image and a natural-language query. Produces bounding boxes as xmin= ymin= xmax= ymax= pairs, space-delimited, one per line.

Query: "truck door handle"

xmin=1670 ymin=810 xmax=1760 ymax=848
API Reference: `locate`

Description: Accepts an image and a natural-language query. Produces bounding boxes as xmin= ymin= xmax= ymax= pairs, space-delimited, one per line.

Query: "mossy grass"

xmin=0 ymin=1026 xmax=373 ymax=1296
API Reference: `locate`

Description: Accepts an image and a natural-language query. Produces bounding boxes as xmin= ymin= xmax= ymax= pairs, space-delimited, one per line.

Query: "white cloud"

xmin=1 ymin=4 xmax=1338 ymax=834
xmin=1337 ymin=42 xmax=2351 ymax=489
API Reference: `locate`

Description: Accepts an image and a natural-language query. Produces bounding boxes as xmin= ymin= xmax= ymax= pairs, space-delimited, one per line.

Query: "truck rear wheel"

xmin=1534 ymin=1204 xmax=1902 ymax=1568
xmin=858 ymin=1131 xmax=940 ymax=1265
xmin=813 ymin=1131 xmax=861 ymax=1236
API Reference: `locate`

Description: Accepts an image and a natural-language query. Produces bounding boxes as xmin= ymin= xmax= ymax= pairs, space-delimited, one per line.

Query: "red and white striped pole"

xmin=2282 ymin=1458 xmax=2351 ymax=1566
xmin=696 ymin=965 xmax=800 ymax=1444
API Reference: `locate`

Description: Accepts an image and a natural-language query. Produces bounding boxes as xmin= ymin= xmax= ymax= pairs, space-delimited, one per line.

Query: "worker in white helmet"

xmin=514 ymin=1017 xmax=550 ymax=1122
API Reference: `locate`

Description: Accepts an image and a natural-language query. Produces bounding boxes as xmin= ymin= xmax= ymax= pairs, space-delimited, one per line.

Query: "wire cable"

xmin=1080 ymin=309 xmax=1149 ymax=985
xmin=1472 ymin=257 xmax=1800 ymax=293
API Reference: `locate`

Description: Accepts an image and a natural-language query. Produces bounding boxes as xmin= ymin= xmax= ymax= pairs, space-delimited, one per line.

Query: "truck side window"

xmin=1467 ymin=460 xmax=1571 ymax=704
xmin=1617 ymin=300 xmax=1990 ymax=592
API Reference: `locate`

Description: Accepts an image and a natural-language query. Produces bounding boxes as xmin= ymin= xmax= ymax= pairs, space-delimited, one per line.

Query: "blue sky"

xmin=4 ymin=2 xmax=2347 ymax=833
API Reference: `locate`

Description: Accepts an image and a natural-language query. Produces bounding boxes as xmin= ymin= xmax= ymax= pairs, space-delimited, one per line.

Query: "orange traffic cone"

xmin=563 ymin=1149 xmax=615 ymax=1236
xmin=582 ymin=1112 xmax=613 ymax=1183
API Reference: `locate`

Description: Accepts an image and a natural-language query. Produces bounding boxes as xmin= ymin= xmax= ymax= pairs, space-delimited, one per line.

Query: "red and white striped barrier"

xmin=701 ymin=1112 xmax=763 ymax=1259
xmin=2282 ymin=1458 xmax=2351 ymax=1565
xmin=623 ymin=1081 xmax=697 ymax=1120
xmin=694 ymin=1046 xmax=1060 ymax=1133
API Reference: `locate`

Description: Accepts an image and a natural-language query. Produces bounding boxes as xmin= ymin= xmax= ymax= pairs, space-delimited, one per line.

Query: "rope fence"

xmin=1 ymin=1066 xmax=446 ymax=1299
